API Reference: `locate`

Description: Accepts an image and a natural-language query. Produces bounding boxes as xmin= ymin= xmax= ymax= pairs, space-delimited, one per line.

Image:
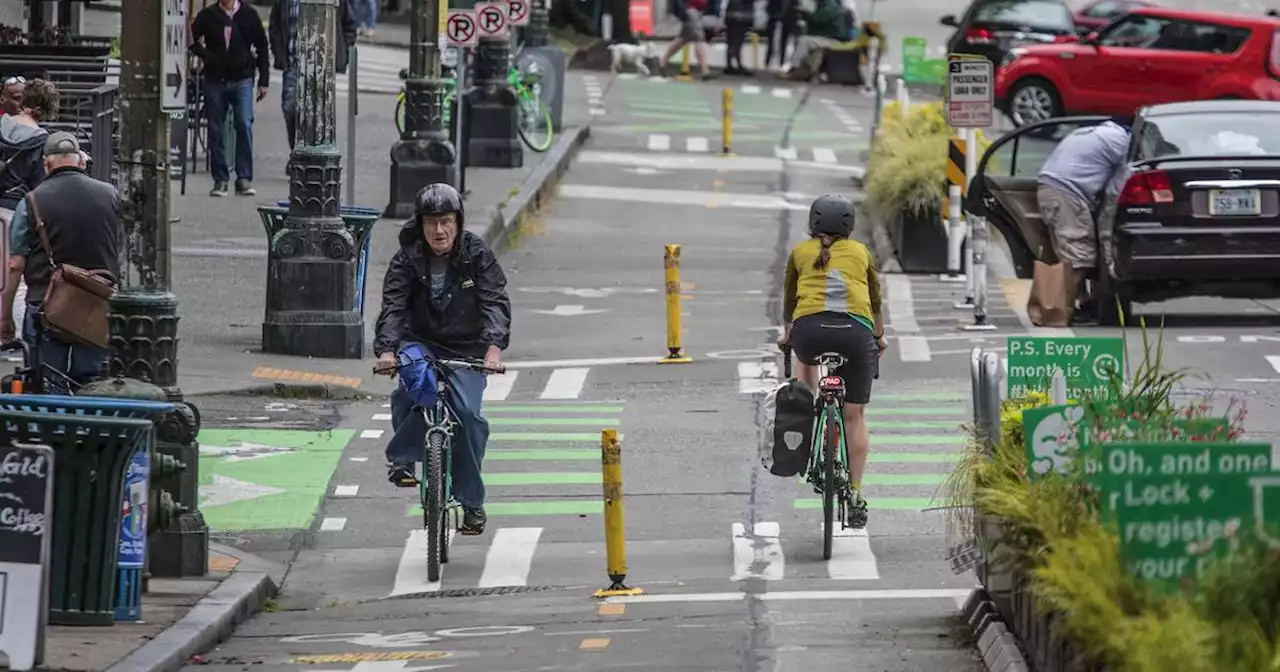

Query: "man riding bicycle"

xmin=373 ymin=183 xmax=512 ymax=536
xmin=777 ymin=194 xmax=886 ymax=528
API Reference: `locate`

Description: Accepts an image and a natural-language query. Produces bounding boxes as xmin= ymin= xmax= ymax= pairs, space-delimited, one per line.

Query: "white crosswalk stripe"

xmin=738 ymin=361 xmax=780 ymax=394
xmin=642 ymin=134 xmax=843 ymax=164
xmin=336 ymin=44 xmax=406 ymax=96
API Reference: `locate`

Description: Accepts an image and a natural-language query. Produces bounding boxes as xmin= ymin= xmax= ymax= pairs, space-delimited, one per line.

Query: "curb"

xmin=484 ymin=124 xmax=591 ymax=254
xmin=961 ymin=588 xmax=1030 ymax=672
xmin=186 ymin=382 xmax=371 ymax=400
xmin=105 ymin=544 xmax=286 ymax=672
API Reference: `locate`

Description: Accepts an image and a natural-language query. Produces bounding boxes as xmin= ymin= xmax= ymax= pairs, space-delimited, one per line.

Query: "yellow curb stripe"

xmin=251 ymin=366 xmax=363 ymax=389
xmin=579 ymin=638 xmax=611 ymax=650
xmin=597 ymin=603 xmax=626 ymax=616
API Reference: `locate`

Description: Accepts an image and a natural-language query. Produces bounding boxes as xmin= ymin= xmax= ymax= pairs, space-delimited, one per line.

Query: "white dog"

xmin=608 ymin=42 xmax=657 ymax=76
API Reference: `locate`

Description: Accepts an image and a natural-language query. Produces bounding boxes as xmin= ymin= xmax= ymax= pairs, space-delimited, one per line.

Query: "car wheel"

xmin=1008 ymin=78 xmax=1062 ymax=127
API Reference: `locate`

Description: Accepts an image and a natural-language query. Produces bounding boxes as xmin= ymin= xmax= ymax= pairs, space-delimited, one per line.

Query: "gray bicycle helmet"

xmin=808 ymin=193 xmax=855 ymax=238
xmin=415 ymin=183 xmax=465 ymax=229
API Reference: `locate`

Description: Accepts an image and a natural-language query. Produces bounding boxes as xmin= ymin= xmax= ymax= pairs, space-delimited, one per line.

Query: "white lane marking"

xmin=360 ymin=429 xmax=385 ymax=439
xmin=884 ymin=275 xmax=932 ymax=362
xmin=648 ymin=134 xmax=671 ymax=151
xmin=1266 ymin=355 xmax=1280 ymax=375
xmin=737 ymin=362 xmax=779 ymax=394
xmin=773 ymin=146 xmax=798 ymax=161
xmin=812 ymin=147 xmax=837 ymax=164
xmin=771 ymin=88 xmax=793 ymax=98
xmin=505 ymin=355 xmax=663 ymax=369
xmin=686 ymin=136 xmax=710 ymax=153
xmin=576 ymin=150 xmax=865 ymax=175
xmin=388 ymin=528 xmax=458 ymax=597
xmin=478 ymin=527 xmax=543 ymax=587
xmin=558 ymin=184 xmax=809 ymax=211
xmin=741 ymin=84 xmax=762 ymax=94
xmin=373 ymin=413 xmax=392 ymax=421
xmin=350 ymin=456 xmax=369 ymax=462
xmin=381 ymin=403 xmax=391 ymax=408
xmin=590 ymin=108 xmax=607 ymax=116
xmin=828 ymin=528 xmax=880 ymax=580
xmin=334 ymin=485 xmax=360 ymax=497
xmin=541 ymin=367 xmax=590 ymax=399
xmin=602 ymin=588 xmax=976 ymax=604
xmin=483 ymin=371 xmax=518 ymax=401
xmin=319 ymin=517 xmax=347 ymax=531
xmin=731 ymin=521 xmax=785 ymax=581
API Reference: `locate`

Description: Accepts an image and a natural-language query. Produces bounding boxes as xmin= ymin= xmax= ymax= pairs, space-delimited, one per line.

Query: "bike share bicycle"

xmin=374 ymin=344 xmax=505 ymax=583
xmin=1 ymin=308 xmax=83 ymax=395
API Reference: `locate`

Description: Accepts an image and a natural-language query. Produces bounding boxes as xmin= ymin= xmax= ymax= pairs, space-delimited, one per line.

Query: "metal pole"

xmin=962 ymin=214 xmax=998 ymax=331
xmin=659 ymin=244 xmax=692 ymax=364
xmin=594 ymin=429 xmax=644 ymax=597
xmin=945 ymin=183 xmax=962 ymax=278
xmin=980 ymin=351 xmax=1003 ymax=452
xmin=970 ymin=347 xmax=983 ymax=427
xmin=346 ymin=44 xmax=358 ymax=205
xmin=453 ymin=48 xmax=466 ymax=191
xmin=896 ymin=76 xmax=908 ymax=117
xmin=721 ymin=88 xmax=732 ymax=156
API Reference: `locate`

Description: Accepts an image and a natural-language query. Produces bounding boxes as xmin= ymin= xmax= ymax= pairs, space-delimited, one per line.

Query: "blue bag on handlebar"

xmin=397 ymin=342 xmax=440 ymax=408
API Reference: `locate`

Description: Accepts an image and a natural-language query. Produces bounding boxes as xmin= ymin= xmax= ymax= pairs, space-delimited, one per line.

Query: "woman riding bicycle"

xmin=777 ymin=193 xmax=887 ymax=527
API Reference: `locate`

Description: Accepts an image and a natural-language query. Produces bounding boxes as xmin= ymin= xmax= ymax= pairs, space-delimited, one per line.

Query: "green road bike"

xmin=783 ymin=346 xmax=862 ymax=560
xmin=394 ymin=64 xmax=555 ymax=153
xmin=381 ymin=351 xmax=505 ymax=582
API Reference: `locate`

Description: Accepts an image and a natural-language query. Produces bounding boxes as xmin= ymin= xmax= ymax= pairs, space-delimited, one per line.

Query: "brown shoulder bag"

xmin=24 ymin=192 xmax=117 ymax=349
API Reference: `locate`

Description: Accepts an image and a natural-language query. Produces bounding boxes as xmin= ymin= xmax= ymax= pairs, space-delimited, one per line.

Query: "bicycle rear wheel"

xmin=822 ymin=405 xmax=838 ymax=561
xmin=425 ymin=432 xmax=446 ymax=582
xmin=517 ymin=93 xmax=554 ymax=152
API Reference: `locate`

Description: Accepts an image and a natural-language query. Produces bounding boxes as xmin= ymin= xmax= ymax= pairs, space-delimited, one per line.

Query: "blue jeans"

xmin=23 ymin=303 xmax=109 ymax=395
xmin=281 ymin=68 xmax=298 ymax=148
xmin=386 ymin=349 xmax=490 ymax=509
xmin=203 ymin=78 xmax=255 ymax=182
xmin=354 ymin=0 xmax=378 ymax=28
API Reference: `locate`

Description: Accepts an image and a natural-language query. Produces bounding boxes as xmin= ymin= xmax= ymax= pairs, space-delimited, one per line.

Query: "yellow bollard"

xmin=659 ymin=244 xmax=693 ymax=364
xmin=678 ymin=43 xmax=692 ymax=80
xmin=594 ymin=429 xmax=644 ymax=598
xmin=721 ymin=88 xmax=733 ymax=156
xmin=751 ymin=32 xmax=761 ymax=70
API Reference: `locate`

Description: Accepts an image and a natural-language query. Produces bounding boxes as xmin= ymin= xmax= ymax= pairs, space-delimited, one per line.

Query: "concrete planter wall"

xmin=887 ymin=206 xmax=949 ymax=274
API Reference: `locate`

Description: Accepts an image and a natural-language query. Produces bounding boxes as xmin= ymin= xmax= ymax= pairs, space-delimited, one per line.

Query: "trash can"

xmin=0 ymin=410 xmax=156 ymax=625
xmin=260 ymin=203 xmax=382 ymax=315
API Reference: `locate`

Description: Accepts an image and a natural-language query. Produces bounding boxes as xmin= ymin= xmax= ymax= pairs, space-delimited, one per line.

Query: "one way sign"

xmin=160 ymin=0 xmax=188 ymax=111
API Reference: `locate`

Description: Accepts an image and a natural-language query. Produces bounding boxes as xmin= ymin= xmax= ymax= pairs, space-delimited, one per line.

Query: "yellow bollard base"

xmin=719 ymin=152 xmax=735 ymax=157
xmin=594 ymin=586 xmax=646 ymax=598
xmin=658 ymin=355 xmax=693 ymax=364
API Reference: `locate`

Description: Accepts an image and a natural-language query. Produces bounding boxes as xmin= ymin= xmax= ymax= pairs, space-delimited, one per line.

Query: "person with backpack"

xmin=775 ymin=194 xmax=885 ymax=527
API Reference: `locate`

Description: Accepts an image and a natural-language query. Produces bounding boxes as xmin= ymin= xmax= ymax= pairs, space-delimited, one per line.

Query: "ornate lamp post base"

xmin=467 ymin=37 xmax=523 ymax=168
xmin=386 ymin=76 xmax=458 ymax=218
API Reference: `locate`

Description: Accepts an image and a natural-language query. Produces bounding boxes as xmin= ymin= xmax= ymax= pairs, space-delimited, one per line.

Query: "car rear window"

xmin=972 ymin=0 xmax=1075 ymax=30
xmin=1136 ymin=112 xmax=1280 ymax=159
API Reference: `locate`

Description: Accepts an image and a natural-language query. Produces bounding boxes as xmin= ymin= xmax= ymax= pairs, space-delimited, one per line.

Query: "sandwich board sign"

xmin=946 ymin=54 xmax=993 ymax=128
xmin=0 ymin=442 xmax=53 ymax=671
xmin=476 ymin=1 xmax=509 ymax=38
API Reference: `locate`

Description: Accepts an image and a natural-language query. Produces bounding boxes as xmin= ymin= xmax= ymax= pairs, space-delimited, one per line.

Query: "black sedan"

xmin=941 ymin=0 xmax=1079 ymax=68
xmin=967 ymin=99 xmax=1280 ymax=326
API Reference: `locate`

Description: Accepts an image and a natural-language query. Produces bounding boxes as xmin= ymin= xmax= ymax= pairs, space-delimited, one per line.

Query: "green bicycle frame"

xmin=808 ymin=400 xmax=850 ymax=480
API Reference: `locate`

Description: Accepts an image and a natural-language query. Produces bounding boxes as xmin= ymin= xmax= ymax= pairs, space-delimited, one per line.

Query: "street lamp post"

xmin=385 ymin=0 xmax=456 ymax=218
xmin=115 ymin=0 xmax=208 ymax=577
xmin=261 ymin=0 xmax=366 ymax=358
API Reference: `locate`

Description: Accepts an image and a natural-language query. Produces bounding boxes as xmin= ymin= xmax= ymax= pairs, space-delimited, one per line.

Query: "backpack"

xmin=760 ymin=379 xmax=816 ymax=477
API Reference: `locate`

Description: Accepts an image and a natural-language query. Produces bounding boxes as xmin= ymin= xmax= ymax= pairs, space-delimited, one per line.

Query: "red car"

xmin=1073 ymin=0 xmax=1154 ymax=32
xmin=995 ymin=7 xmax=1280 ymax=125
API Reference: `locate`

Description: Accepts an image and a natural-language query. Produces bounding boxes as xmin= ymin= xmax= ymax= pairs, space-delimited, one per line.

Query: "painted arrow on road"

xmin=530 ymin=304 xmax=610 ymax=316
xmin=200 ymin=474 xmax=286 ymax=509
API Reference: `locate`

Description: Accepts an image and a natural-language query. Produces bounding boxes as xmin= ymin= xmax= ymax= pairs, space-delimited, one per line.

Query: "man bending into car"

xmin=373 ymin=183 xmax=512 ymax=536
xmin=1036 ymin=116 xmax=1132 ymax=325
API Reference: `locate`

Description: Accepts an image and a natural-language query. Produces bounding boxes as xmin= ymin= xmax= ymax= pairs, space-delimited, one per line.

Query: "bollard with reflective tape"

xmin=660 ymin=244 xmax=693 ymax=363
xmin=962 ymin=214 xmax=998 ymax=331
xmin=751 ymin=32 xmax=761 ymax=70
xmin=721 ymin=88 xmax=733 ymax=155
xmin=595 ymin=428 xmax=644 ymax=598
xmin=679 ymin=44 xmax=692 ymax=80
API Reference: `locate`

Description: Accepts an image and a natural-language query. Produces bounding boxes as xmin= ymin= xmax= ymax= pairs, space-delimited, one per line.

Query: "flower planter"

xmin=887 ymin=205 xmax=951 ymax=274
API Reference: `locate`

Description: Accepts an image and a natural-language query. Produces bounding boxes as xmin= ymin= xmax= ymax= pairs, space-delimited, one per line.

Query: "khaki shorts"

xmin=1037 ymin=184 xmax=1096 ymax=270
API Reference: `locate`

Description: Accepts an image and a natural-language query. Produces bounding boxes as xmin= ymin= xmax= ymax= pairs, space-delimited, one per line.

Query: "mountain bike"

xmin=782 ymin=345 xmax=859 ymax=560
xmin=394 ymin=65 xmax=554 ymax=153
xmin=376 ymin=350 xmax=505 ymax=583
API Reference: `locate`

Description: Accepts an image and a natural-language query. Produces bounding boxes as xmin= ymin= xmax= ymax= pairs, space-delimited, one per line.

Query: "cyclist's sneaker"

xmin=387 ymin=462 xmax=417 ymax=488
xmin=848 ymin=491 xmax=869 ymax=530
xmin=459 ymin=506 xmax=487 ymax=535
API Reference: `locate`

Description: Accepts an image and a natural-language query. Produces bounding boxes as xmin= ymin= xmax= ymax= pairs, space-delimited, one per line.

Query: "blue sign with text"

xmin=119 ymin=450 xmax=149 ymax=569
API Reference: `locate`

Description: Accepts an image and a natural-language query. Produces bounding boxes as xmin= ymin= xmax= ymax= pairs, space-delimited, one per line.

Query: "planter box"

xmin=1000 ymin=563 xmax=1109 ymax=672
xmin=887 ymin=205 xmax=952 ymax=274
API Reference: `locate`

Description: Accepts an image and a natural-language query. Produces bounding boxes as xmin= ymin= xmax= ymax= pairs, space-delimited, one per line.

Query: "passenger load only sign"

xmin=476 ymin=1 xmax=509 ymax=38
xmin=447 ymin=9 xmax=478 ymax=47
xmin=946 ymin=55 xmax=993 ymax=128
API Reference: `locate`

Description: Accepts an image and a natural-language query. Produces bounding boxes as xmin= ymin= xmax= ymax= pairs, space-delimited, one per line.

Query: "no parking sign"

xmin=447 ymin=9 xmax=478 ymax=47
xmin=508 ymin=0 xmax=530 ymax=25
xmin=476 ymin=1 xmax=509 ymax=38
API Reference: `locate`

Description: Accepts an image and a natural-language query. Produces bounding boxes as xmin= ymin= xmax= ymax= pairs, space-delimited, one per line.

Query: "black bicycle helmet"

xmin=414 ymin=183 xmax=465 ymax=229
xmin=808 ymin=193 xmax=855 ymax=238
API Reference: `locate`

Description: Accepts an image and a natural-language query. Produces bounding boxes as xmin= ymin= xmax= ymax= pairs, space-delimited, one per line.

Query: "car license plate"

xmin=1209 ymin=188 xmax=1262 ymax=216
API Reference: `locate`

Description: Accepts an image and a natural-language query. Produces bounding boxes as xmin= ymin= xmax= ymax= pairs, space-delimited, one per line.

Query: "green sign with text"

xmin=1006 ymin=336 xmax=1125 ymax=399
xmin=901 ymin=37 xmax=928 ymax=83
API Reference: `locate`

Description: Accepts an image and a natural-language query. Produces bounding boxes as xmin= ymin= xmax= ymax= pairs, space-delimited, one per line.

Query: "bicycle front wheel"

xmin=425 ymin=432 xmax=446 ymax=582
xmin=822 ymin=406 xmax=838 ymax=561
xmin=517 ymin=93 xmax=554 ymax=152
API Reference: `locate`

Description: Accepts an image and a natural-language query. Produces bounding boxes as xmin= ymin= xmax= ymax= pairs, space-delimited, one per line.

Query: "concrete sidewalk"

xmin=172 ymin=82 xmax=592 ymax=398
xmin=37 ymin=545 xmax=283 ymax=672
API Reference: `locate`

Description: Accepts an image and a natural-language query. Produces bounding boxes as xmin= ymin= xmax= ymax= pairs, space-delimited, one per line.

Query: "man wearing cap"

xmin=0 ymin=132 xmax=120 ymax=393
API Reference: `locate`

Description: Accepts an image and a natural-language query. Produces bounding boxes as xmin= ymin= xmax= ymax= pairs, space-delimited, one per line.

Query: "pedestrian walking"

xmin=1 ymin=132 xmax=119 ymax=393
xmin=353 ymin=0 xmax=379 ymax=38
xmin=724 ymin=0 xmax=755 ymax=75
xmin=189 ymin=0 xmax=270 ymax=198
xmin=658 ymin=0 xmax=722 ymax=79
xmin=269 ymin=0 xmax=358 ymax=149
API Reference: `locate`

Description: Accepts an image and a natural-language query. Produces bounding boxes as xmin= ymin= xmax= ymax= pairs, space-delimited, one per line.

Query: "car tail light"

xmin=1118 ymin=170 xmax=1175 ymax=205
xmin=965 ymin=27 xmax=995 ymax=44
xmin=1053 ymin=34 xmax=1079 ymax=43
xmin=820 ymin=376 xmax=843 ymax=391
xmin=1270 ymin=28 xmax=1280 ymax=78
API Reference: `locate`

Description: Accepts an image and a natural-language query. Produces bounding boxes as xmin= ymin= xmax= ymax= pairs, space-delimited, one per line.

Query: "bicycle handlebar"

xmin=373 ymin=356 xmax=506 ymax=376
xmin=781 ymin=344 xmax=793 ymax=380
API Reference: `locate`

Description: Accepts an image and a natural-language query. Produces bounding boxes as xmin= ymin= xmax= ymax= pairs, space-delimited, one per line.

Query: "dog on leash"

xmin=608 ymin=42 xmax=657 ymax=76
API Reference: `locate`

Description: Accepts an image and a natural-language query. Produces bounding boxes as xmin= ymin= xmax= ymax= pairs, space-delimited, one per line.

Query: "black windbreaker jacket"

xmin=373 ymin=222 xmax=512 ymax=359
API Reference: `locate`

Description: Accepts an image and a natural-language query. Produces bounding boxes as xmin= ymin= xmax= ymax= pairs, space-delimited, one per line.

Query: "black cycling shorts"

xmin=791 ymin=312 xmax=878 ymax=404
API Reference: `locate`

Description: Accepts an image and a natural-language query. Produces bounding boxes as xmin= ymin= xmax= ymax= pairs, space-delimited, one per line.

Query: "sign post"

xmin=0 ymin=442 xmax=53 ymax=671
xmin=945 ymin=55 xmax=993 ymax=128
xmin=160 ymin=0 xmax=188 ymax=112
xmin=1005 ymin=336 xmax=1125 ymax=399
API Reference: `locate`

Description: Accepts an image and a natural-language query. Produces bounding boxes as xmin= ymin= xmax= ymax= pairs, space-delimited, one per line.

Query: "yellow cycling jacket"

xmin=783 ymin=237 xmax=881 ymax=326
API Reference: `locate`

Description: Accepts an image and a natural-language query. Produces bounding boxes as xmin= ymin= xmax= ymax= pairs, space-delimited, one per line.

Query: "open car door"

xmin=966 ymin=117 xmax=1109 ymax=279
